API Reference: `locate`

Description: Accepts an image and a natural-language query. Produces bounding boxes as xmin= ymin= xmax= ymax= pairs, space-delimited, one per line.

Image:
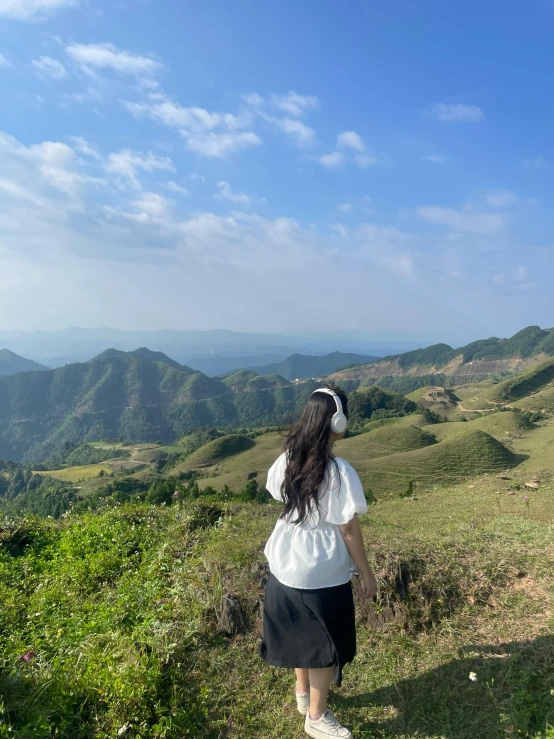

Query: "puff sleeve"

xmin=266 ymin=452 xmax=287 ymax=501
xmin=324 ymin=458 xmax=368 ymax=525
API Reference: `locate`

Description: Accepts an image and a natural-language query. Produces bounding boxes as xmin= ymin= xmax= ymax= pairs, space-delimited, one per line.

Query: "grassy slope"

xmin=512 ymin=386 xmax=554 ymax=413
xmin=179 ymin=434 xmax=255 ymax=470
xmin=196 ymin=432 xmax=284 ymax=490
xmin=463 ymin=358 xmax=554 ymax=410
xmin=1 ymin=475 xmax=553 ymax=738
xmin=334 ymin=425 xmax=437 ymax=465
xmin=37 ymin=463 xmax=112 ymax=482
xmin=348 ymin=430 xmax=517 ymax=497
xmin=195 ymin=420 xmax=518 ymax=497
xmin=431 ymin=410 xmax=527 ymax=441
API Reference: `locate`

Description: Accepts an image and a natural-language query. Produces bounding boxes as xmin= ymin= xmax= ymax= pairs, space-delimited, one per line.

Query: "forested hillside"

xmin=332 ymin=326 xmax=554 ymax=385
xmin=0 ymin=349 xmax=310 ymax=461
xmin=0 ymin=349 xmax=49 ymax=376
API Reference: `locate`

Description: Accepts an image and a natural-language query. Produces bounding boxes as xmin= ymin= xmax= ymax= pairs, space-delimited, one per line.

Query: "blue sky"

xmin=0 ymin=0 xmax=553 ymax=343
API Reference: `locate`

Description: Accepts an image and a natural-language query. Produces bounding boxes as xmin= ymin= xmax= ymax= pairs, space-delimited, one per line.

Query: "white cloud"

xmin=492 ymin=274 xmax=505 ymax=284
xmin=1 ymin=128 xmax=484 ymax=335
xmin=319 ymin=151 xmax=346 ymax=169
xmin=336 ymin=203 xmax=352 ymax=212
xmin=521 ymin=156 xmax=549 ymax=169
xmin=32 ymin=55 xmax=67 ymax=79
xmin=163 ymin=181 xmax=189 ymax=197
xmin=67 ymin=136 xmax=100 ymax=160
xmin=66 ymin=43 xmax=161 ymax=77
xmin=337 ymin=131 xmax=364 ymax=151
xmin=215 ymin=181 xmax=254 ymax=208
xmin=270 ymin=91 xmax=319 ymax=117
xmin=103 ymin=149 xmax=175 ymax=188
xmin=123 ymin=94 xmax=260 ymax=157
xmin=423 ymin=154 xmax=446 ymax=163
xmin=268 ymin=117 xmax=316 ymax=147
xmin=242 ymin=92 xmax=264 ymax=108
xmin=355 ymin=153 xmax=378 ymax=169
xmin=124 ymin=98 xmax=246 ymax=131
xmin=0 ymin=53 xmax=13 ymax=67
xmin=416 ymin=205 xmax=503 ymax=234
xmin=0 ymin=0 xmax=77 ymax=20
xmin=185 ymin=131 xmax=261 ymax=158
xmin=485 ymin=191 xmax=516 ymax=207
xmin=133 ymin=192 xmax=173 ymax=218
xmin=0 ymin=131 xmax=104 ymax=201
xmin=431 ymin=103 xmax=484 ymax=122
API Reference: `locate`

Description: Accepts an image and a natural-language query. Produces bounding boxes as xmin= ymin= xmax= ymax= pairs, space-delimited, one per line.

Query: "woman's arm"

xmin=338 ymin=514 xmax=377 ymax=598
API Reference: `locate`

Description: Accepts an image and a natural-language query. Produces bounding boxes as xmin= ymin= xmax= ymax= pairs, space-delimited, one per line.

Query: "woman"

xmin=260 ymin=385 xmax=377 ymax=739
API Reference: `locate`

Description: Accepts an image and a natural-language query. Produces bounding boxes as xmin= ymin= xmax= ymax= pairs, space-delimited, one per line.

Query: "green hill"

xmin=354 ymin=430 xmax=518 ymax=497
xmin=195 ymin=432 xmax=284 ymax=490
xmin=432 ymin=410 xmax=531 ymax=441
xmin=0 ymin=360 xmax=319 ymax=462
xmin=132 ymin=347 xmax=195 ymax=373
xmin=244 ymin=374 xmax=290 ymax=391
xmin=463 ymin=358 xmax=554 ymax=410
xmin=335 ymin=425 xmax=437 ymax=464
xmin=180 ymin=434 xmax=255 ymax=469
xmin=331 ymin=325 xmax=554 ymax=385
xmin=512 ymin=386 xmax=554 ymax=413
xmin=396 ymin=326 xmax=554 ymax=370
xmin=0 ymin=349 xmax=49 ymax=376
xmin=485 ymin=357 xmax=554 ymax=403
xmin=349 ymin=386 xmax=417 ymax=425
xmin=249 ymin=351 xmax=379 ymax=380
xmin=222 ymin=369 xmax=259 ymax=391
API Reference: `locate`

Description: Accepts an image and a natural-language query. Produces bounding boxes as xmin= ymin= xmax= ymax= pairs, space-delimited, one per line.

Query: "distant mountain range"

xmin=331 ymin=326 xmax=554 ymax=385
xmin=0 ymin=349 xmax=49 ymax=376
xmin=0 ymin=327 xmax=429 ymax=369
xmin=1 ymin=324 xmax=553 ymax=464
xmin=0 ymin=348 xmax=311 ymax=462
xmin=243 ymin=352 xmax=379 ymax=380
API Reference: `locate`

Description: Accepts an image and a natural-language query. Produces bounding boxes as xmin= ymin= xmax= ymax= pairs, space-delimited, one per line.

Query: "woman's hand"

xmin=360 ymin=570 xmax=378 ymax=599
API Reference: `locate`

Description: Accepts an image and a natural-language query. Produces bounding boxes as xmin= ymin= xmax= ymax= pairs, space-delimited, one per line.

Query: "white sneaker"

xmin=304 ymin=710 xmax=353 ymax=738
xmin=296 ymin=692 xmax=310 ymax=715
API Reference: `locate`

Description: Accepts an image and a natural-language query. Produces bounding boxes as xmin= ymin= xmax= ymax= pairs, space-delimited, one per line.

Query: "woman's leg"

xmin=295 ymin=667 xmax=310 ymax=694
xmin=308 ymin=665 xmax=335 ymax=718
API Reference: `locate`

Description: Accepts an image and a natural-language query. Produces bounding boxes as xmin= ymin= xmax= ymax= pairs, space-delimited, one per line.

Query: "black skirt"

xmin=259 ymin=572 xmax=356 ymax=687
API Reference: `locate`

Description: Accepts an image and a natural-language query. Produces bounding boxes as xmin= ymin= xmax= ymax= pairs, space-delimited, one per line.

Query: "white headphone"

xmin=312 ymin=388 xmax=348 ymax=434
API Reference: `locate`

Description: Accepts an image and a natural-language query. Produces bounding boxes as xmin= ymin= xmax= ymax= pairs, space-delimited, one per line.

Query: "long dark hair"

xmin=280 ymin=383 xmax=349 ymax=525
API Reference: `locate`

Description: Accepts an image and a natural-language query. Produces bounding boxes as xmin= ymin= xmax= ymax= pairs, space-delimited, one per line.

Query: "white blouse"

xmin=263 ymin=452 xmax=368 ymax=590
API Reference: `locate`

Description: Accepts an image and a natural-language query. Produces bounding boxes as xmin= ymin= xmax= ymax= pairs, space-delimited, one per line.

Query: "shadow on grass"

xmin=336 ymin=635 xmax=554 ymax=739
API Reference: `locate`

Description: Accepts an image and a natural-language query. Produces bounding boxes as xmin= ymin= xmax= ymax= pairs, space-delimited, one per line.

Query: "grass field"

xmin=180 ymin=434 xmax=255 ymax=470
xmin=462 ymin=358 xmax=554 ymax=410
xmin=2 ymin=475 xmax=553 ymax=738
xmin=195 ymin=422 xmax=520 ymax=498
xmin=336 ymin=424 xmax=437 ymax=463
xmin=36 ymin=463 xmax=112 ymax=482
xmin=431 ymin=410 xmax=527 ymax=441
xmin=196 ymin=431 xmax=284 ymax=490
